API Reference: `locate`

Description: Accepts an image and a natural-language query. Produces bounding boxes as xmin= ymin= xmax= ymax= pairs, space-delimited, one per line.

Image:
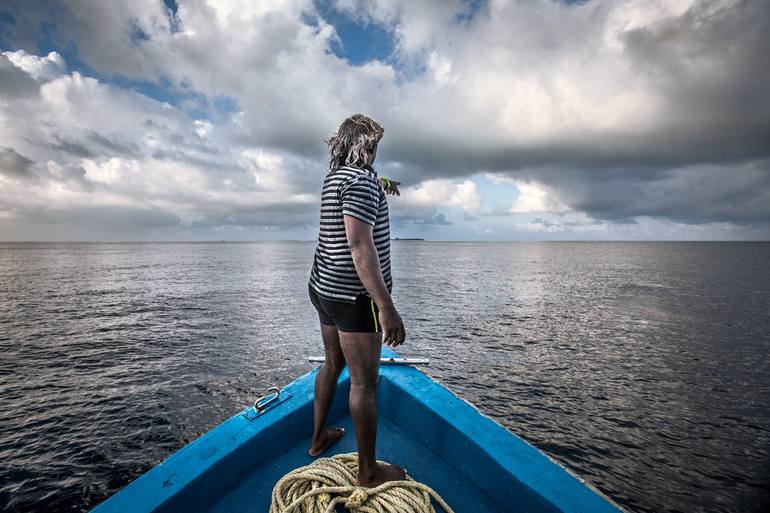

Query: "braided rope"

xmin=269 ymin=453 xmax=454 ymax=513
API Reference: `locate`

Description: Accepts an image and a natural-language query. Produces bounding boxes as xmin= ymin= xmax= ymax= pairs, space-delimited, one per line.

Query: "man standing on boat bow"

xmin=307 ymin=113 xmax=407 ymax=487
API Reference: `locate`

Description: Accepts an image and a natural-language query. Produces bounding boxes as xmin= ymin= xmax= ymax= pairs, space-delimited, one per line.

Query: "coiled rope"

xmin=269 ymin=452 xmax=454 ymax=513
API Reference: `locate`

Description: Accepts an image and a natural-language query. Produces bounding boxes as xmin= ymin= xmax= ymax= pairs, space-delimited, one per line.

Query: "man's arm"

xmin=344 ymin=215 xmax=405 ymax=346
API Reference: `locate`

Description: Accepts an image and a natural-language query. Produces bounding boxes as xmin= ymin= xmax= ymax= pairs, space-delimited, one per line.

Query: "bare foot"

xmin=308 ymin=426 xmax=346 ymax=456
xmin=357 ymin=462 xmax=407 ymax=487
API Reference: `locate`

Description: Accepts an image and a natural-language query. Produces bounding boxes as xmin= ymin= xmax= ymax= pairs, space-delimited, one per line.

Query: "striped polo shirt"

xmin=309 ymin=163 xmax=392 ymax=303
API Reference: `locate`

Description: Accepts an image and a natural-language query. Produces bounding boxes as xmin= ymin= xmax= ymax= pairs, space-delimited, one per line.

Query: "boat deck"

xmin=210 ymin=413 xmax=500 ymax=513
xmin=92 ymin=348 xmax=624 ymax=513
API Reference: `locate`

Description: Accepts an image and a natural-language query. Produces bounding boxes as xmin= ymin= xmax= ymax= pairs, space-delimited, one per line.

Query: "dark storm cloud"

xmin=378 ymin=0 xmax=770 ymax=229
xmin=518 ymin=161 xmax=770 ymax=226
xmin=85 ymin=130 xmax=141 ymax=157
xmin=45 ymin=136 xmax=94 ymax=159
xmin=43 ymin=164 xmax=95 ymax=192
xmin=615 ymin=0 xmax=770 ymax=161
xmin=0 ymin=147 xmax=35 ymax=180
xmin=35 ymin=132 xmax=140 ymax=160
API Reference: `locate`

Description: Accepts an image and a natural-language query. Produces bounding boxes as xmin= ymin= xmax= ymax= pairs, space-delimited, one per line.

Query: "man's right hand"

xmin=378 ymin=305 xmax=406 ymax=347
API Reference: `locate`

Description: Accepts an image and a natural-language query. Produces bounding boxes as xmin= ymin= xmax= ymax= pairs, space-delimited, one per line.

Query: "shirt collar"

xmin=337 ymin=163 xmax=377 ymax=178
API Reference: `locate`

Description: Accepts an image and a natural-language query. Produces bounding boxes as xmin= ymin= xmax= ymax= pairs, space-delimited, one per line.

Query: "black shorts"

xmin=308 ymin=284 xmax=380 ymax=333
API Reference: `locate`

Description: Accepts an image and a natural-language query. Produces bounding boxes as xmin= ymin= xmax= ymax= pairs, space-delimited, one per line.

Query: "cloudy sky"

xmin=0 ymin=0 xmax=768 ymax=241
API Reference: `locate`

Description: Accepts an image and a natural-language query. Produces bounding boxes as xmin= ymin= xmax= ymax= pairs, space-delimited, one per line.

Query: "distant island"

xmin=391 ymin=237 xmax=425 ymax=241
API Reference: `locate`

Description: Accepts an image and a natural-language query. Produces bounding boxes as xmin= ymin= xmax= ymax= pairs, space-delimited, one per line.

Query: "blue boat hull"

xmin=92 ymin=347 xmax=625 ymax=513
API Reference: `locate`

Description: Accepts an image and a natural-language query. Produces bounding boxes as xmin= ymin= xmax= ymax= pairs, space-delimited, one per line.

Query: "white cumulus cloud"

xmin=2 ymin=49 xmax=65 ymax=81
xmin=401 ymin=179 xmax=481 ymax=213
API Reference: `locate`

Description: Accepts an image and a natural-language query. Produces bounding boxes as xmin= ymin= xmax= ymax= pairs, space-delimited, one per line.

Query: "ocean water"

xmin=0 ymin=241 xmax=768 ymax=513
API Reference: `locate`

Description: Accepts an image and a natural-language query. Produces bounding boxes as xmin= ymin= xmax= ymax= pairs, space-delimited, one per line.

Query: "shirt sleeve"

xmin=339 ymin=174 xmax=380 ymax=226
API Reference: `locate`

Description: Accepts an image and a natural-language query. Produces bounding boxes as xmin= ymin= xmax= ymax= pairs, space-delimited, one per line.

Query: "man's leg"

xmin=338 ymin=330 xmax=406 ymax=486
xmin=308 ymin=323 xmax=347 ymax=456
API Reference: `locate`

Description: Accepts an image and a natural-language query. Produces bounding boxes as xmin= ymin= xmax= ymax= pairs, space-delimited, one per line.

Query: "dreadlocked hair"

xmin=325 ymin=113 xmax=384 ymax=173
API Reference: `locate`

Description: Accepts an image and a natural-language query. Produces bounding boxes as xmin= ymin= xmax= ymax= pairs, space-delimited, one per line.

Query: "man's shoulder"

xmin=336 ymin=168 xmax=380 ymax=191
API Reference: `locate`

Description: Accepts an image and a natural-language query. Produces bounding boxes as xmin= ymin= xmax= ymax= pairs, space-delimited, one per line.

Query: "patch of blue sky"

xmin=129 ymin=19 xmax=151 ymax=46
xmin=163 ymin=0 xmax=179 ymax=17
xmin=308 ymin=0 xmax=485 ymax=84
xmin=309 ymin=0 xmax=397 ymax=66
xmin=454 ymin=0 xmax=486 ymax=25
xmin=174 ymin=90 xmax=239 ymax=121
xmin=470 ymin=172 xmax=521 ymax=213
xmin=162 ymin=0 xmax=181 ymax=33
xmin=212 ymin=96 xmax=239 ymax=115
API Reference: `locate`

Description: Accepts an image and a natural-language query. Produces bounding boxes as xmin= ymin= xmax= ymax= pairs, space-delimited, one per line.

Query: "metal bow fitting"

xmin=254 ymin=386 xmax=280 ymax=413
